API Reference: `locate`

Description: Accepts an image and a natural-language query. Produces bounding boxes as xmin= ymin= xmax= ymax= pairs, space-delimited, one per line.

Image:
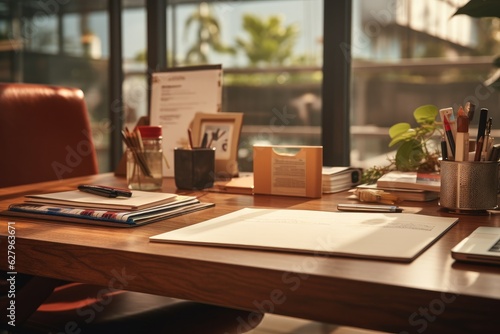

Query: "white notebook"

xmin=150 ymin=208 xmax=458 ymax=262
xmin=25 ymin=190 xmax=177 ymax=211
xmin=451 ymin=227 xmax=500 ymax=265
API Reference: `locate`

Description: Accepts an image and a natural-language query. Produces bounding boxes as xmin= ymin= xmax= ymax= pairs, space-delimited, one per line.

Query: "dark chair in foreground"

xmin=0 ymin=82 xmax=263 ymax=333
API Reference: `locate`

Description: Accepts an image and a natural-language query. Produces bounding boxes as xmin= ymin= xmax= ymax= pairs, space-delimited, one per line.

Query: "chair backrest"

xmin=0 ymin=83 xmax=99 ymax=188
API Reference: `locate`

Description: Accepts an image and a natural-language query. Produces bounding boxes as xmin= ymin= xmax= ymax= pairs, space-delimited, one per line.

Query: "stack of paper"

xmin=322 ymin=167 xmax=362 ymax=193
xmin=2 ymin=190 xmax=213 ymax=227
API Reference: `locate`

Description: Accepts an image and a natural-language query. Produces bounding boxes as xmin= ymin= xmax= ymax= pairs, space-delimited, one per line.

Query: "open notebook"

xmin=451 ymin=227 xmax=500 ymax=265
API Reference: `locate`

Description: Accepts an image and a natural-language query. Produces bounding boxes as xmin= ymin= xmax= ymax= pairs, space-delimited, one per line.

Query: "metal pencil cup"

xmin=439 ymin=160 xmax=499 ymax=213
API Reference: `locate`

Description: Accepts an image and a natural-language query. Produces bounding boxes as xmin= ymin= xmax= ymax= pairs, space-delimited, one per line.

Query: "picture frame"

xmin=191 ymin=112 xmax=243 ymax=177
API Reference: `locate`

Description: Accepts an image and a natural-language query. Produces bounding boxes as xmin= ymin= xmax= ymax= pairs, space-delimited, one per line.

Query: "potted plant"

xmin=362 ymin=105 xmax=442 ymax=184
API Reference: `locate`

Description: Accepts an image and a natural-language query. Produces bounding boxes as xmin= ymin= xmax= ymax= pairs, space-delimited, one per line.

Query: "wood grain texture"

xmin=1 ymin=173 xmax=500 ymax=333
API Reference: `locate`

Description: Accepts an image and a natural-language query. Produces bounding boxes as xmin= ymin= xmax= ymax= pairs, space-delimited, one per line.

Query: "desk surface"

xmin=1 ymin=173 xmax=500 ymax=333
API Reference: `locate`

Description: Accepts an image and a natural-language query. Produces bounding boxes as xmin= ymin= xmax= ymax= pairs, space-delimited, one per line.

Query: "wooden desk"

xmin=1 ymin=173 xmax=500 ymax=333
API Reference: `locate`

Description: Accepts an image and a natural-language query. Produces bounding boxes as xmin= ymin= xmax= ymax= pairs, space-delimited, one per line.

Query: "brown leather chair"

xmin=0 ymin=83 xmax=263 ymax=333
xmin=0 ymin=83 xmax=99 ymax=187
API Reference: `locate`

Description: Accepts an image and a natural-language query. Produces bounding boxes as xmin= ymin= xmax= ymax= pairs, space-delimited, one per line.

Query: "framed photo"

xmin=191 ymin=112 xmax=243 ymax=177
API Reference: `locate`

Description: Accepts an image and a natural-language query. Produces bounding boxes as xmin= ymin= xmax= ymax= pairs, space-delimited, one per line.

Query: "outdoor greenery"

xmin=235 ymin=14 xmax=298 ymax=67
xmin=362 ymin=0 xmax=500 ymax=184
xmin=183 ymin=2 xmax=235 ymax=64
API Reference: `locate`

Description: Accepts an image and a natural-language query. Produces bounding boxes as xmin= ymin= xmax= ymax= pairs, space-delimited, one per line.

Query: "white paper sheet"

xmin=150 ymin=208 xmax=458 ymax=262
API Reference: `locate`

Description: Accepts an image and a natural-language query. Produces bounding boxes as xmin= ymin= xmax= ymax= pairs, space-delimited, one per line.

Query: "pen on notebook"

xmin=455 ymin=106 xmax=469 ymax=162
xmin=78 ymin=184 xmax=132 ymax=198
xmin=444 ymin=116 xmax=456 ymax=159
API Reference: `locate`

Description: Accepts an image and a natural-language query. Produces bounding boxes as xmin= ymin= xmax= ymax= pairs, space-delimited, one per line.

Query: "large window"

xmin=350 ymin=0 xmax=500 ymax=168
xmin=162 ymin=0 xmax=324 ymax=171
xmin=1 ymin=0 xmax=499 ymax=174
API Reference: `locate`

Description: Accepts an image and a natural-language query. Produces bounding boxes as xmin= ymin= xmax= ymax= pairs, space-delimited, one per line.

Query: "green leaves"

xmin=388 ymin=104 xmax=439 ymax=171
xmin=453 ymin=0 xmax=500 ymax=19
xmin=413 ymin=104 xmax=438 ymax=124
xmin=395 ymin=140 xmax=425 ymax=172
xmin=389 ymin=123 xmax=413 ymax=147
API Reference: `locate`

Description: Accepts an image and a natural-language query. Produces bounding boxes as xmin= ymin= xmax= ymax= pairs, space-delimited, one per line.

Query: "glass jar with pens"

xmin=123 ymin=125 xmax=164 ymax=190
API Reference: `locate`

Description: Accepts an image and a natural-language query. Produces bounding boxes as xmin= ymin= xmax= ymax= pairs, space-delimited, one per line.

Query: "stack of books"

xmin=322 ymin=167 xmax=362 ymax=193
xmin=2 ymin=189 xmax=213 ymax=227
xmin=356 ymin=171 xmax=440 ymax=202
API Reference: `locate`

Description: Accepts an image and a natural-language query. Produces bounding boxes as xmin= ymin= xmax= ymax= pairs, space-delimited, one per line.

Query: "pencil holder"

xmin=439 ymin=160 xmax=499 ymax=213
xmin=126 ymin=126 xmax=163 ymax=191
xmin=174 ymin=148 xmax=215 ymax=190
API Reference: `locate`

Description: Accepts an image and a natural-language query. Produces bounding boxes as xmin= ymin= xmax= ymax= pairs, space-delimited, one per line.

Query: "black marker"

xmin=78 ymin=184 xmax=132 ymax=198
xmin=476 ymin=108 xmax=488 ymax=142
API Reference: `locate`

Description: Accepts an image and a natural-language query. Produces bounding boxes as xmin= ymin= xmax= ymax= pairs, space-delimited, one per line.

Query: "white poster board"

xmin=150 ymin=208 xmax=458 ymax=262
xmin=150 ymin=65 xmax=222 ymax=176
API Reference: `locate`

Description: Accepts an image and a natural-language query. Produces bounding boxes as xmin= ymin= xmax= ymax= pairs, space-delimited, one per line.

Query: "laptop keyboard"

xmin=488 ymin=239 xmax=500 ymax=252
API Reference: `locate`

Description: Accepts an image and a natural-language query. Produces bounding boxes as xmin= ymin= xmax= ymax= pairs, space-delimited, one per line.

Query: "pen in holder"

xmin=123 ymin=126 xmax=164 ymax=191
xmin=439 ymin=160 xmax=498 ymax=214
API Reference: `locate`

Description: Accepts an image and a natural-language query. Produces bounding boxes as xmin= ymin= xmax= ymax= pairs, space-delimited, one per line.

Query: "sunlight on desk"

xmin=248 ymin=314 xmax=388 ymax=334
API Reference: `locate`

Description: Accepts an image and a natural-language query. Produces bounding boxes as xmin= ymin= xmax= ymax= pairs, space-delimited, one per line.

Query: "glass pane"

xmin=122 ymin=2 xmax=148 ymax=131
xmin=351 ymin=0 xmax=500 ymax=171
xmin=0 ymin=0 xmax=111 ymax=172
xmin=23 ymin=12 xmax=58 ymax=54
xmin=167 ymin=0 xmax=323 ymax=172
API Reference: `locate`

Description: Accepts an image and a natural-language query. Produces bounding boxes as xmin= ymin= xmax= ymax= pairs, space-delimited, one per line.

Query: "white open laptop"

xmin=451 ymin=227 xmax=500 ymax=265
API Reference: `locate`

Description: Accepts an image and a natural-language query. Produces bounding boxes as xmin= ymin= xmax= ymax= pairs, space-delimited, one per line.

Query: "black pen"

xmin=78 ymin=184 xmax=132 ymax=198
xmin=476 ymin=108 xmax=488 ymax=142
xmin=444 ymin=117 xmax=455 ymax=158
xmin=441 ymin=135 xmax=448 ymax=160
xmin=200 ymin=133 xmax=208 ymax=148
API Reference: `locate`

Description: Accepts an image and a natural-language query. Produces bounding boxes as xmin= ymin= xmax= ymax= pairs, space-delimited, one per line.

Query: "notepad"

xmin=150 ymin=208 xmax=458 ymax=262
xmin=25 ymin=190 xmax=177 ymax=210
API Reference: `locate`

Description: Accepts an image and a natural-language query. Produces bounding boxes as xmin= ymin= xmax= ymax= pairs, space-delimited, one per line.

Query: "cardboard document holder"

xmin=253 ymin=145 xmax=323 ymax=198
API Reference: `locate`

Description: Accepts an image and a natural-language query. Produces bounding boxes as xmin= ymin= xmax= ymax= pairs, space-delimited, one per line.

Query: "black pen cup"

xmin=439 ymin=160 xmax=499 ymax=213
xmin=174 ymin=148 xmax=215 ymax=190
